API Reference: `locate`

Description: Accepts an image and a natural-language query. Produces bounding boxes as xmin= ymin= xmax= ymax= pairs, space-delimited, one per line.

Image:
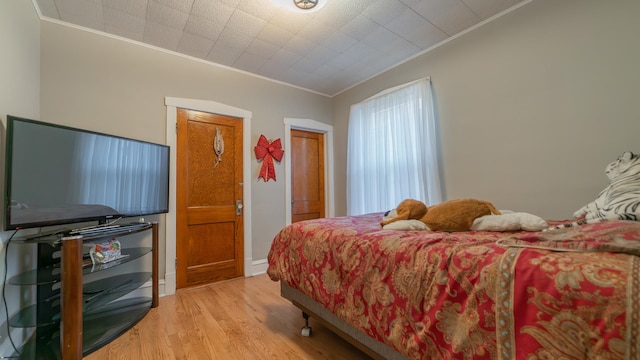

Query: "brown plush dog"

xmin=380 ymin=198 xmax=501 ymax=231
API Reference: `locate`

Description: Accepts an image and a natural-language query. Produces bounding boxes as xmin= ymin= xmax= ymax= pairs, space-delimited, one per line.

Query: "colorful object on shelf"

xmin=254 ymin=134 xmax=284 ymax=182
xmin=89 ymin=238 xmax=122 ymax=264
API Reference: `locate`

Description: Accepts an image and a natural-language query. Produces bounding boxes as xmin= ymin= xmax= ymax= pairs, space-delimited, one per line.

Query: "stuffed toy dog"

xmin=380 ymin=198 xmax=501 ymax=232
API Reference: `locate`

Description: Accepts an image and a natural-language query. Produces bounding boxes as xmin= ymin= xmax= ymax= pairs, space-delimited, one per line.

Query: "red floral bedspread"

xmin=266 ymin=214 xmax=640 ymax=359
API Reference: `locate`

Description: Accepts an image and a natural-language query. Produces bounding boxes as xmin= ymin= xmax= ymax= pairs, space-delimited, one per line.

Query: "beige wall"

xmin=333 ymin=0 xmax=640 ymax=219
xmin=0 ymin=0 xmax=40 ymax=350
xmin=39 ymin=22 xmax=333 ymax=267
xmin=0 ymin=0 xmax=40 ymax=123
xmin=0 ymin=3 xmax=40 ymax=235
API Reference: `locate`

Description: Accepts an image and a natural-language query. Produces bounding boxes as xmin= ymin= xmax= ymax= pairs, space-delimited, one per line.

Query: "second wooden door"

xmin=291 ymin=129 xmax=325 ymax=223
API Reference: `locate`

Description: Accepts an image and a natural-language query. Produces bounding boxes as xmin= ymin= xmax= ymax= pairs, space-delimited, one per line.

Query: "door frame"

xmin=165 ymin=97 xmax=252 ymax=295
xmin=284 ymin=118 xmax=335 ymax=226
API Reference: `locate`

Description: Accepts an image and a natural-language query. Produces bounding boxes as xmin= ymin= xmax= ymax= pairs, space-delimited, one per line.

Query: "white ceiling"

xmin=33 ymin=0 xmax=528 ymax=96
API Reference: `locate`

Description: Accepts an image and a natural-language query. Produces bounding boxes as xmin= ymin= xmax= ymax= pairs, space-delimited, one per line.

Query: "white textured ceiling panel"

xmin=33 ymin=0 xmax=529 ymax=96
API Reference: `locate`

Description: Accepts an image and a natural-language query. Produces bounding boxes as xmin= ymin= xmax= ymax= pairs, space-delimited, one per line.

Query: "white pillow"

xmin=381 ymin=209 xmax=547 ymax=232
xmin=383 ymin=219 xmax=430 ymax=231
xmin=471 ymin=212 xmax=547 ymax=232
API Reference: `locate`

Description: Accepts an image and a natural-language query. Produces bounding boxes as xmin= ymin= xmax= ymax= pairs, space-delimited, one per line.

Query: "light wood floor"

xmin=85 ymin=274 xmax=371 ymax=359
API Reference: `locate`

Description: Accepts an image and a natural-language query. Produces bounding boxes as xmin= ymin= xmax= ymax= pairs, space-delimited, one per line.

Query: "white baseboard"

xmin=163 ymin=270 xmax=176 ymax=296
xmin=159 ymin=259 xmax=267 ymax=297
xmin=250 ymin=258 xmax=268 ymax=276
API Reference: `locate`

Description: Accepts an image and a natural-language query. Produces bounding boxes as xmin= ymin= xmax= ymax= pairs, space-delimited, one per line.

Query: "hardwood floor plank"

xmin=85 ymin=274 xmax=371 ymax=359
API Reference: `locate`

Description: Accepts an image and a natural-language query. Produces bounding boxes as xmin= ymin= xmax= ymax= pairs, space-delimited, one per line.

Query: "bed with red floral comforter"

xmin=267 ymin=213 xmax=640 ymax=360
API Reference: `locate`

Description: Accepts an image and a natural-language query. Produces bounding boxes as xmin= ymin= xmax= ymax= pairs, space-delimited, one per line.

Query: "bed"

xmin=267 ymin=212 xmax=640 ymax=360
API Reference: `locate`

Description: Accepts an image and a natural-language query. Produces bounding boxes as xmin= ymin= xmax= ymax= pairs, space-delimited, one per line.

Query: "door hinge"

xmin=175 ymin=258 xmax=178 ymax=270
xmin=175 ymin=122 xmax=178 ymax=133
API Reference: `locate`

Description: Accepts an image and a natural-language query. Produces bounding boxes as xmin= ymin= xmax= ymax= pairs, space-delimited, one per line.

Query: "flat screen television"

xmin=4 ymin=115 xmax=170 ymax=230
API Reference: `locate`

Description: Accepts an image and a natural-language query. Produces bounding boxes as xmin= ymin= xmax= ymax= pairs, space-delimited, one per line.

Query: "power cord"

xmin=2 ymin=229 xmax=22 ymax=357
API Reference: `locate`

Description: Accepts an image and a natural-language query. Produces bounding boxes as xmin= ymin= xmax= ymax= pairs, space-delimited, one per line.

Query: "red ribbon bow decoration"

xmin=254 ymin=135 xmax=284 ymax=182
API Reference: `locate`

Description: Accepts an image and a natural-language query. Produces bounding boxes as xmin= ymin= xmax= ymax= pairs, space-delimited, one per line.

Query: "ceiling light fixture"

xmin=271 ymin=0 xmax=327 ymax=13
xmin=294 ymin=0 xmax=317 ymax=10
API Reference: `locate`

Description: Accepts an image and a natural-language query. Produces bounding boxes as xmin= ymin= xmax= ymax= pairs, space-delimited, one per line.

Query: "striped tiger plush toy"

xmin=547 ymin=151 xmax=640 ymax=230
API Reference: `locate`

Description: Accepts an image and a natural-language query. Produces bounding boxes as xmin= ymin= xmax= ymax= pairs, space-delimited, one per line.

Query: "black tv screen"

xmin=4 ymin=115 xmax=170 ymax=230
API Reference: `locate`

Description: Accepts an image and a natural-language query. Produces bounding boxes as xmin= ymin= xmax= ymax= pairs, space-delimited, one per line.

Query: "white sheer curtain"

xmin=347 ymin=77 xmax=442 ymax=215
xmin=70 ymin=134 xmax=167 ymax=214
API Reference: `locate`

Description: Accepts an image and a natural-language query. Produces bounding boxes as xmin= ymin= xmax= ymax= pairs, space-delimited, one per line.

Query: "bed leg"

xmin=301 ymin=311 xmax=312 ymax=337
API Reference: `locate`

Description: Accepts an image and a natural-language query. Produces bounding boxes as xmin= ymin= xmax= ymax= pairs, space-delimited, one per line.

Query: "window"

xmin=347 ymin=78 xmax=442 ymax=215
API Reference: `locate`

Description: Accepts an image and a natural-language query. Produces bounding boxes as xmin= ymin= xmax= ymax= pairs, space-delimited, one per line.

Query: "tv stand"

xmin=68 ymin=217 xmax=127 ymax=235
xmin=4 ymin=222 xmax=158 ymax=359
xmin=69 ymin=224 xmax=121 ymax=235
xmin=62 ymin=222 xmax=159 ymax=359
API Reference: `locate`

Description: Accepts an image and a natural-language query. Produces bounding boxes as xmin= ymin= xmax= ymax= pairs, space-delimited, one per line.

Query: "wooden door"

xmin=176 ymin=109 xmax=243 ymax=289
xmin=291 ymin=129 xmax=325 ymax=223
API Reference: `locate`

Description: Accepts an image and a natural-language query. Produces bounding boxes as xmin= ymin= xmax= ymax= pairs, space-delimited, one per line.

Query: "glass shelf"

xmin=9 ymin=222 xmax=152 ymax=244
xmin=83 ymin=247 xmax=151 ymax=274
xmin=82 ymin=272 xmax=152 ymax=313
xmin=72 ymin=223 xmax=152 ymax=241
xmin=9 ymin=272 xmax=152 ymax=328
xmin=83 ymin=297 xmax=153 ymax=355
xmin=6 ymin=297 xmax=153 ymax=360
xmin=8 ymin=267 xmax=61 ymax=286
xmin=9 ymin=248 xmax=152 ymax=285
xmin=8 ymin=303 xmax=60 ymax=328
